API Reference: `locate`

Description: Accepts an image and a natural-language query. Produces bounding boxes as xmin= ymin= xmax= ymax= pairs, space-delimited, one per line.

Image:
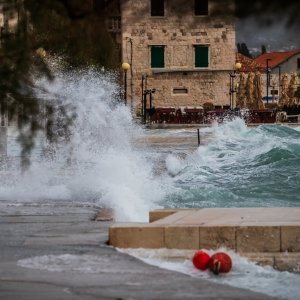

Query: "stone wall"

xmin=121 ymin=0 xmax=236 ymax=109
xmin=136 ymin=71 xmax=231 ymax=108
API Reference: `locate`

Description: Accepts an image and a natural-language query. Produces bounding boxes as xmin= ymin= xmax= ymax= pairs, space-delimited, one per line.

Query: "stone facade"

xmin=120 ymin=0 xmax=236 ymax=110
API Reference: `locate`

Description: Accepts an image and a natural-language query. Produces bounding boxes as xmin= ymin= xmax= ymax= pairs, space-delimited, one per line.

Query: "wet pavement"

xmin=0 ymin=200 xmax=277 ymax=300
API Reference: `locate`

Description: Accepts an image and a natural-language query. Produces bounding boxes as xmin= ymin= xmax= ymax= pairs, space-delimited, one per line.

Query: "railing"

xmin=147 ymin=107 xmax=286 ymax=124
xmin=149 ymin=107 xmax=204 ymax=124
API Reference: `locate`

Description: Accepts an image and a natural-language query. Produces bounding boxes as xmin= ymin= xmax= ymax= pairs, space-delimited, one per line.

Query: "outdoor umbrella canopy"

xmin=236 ymin=72 xmax=247 ymax=108
xmin=253 ymin=71 xmax=264 ymax=109
xmin=246 ymin=72 xmax=255 ymax=109
xmin=279 ymin=73 xmax=289 ymax=107
xmin=288 ymin=73 xmax=297 ymax=106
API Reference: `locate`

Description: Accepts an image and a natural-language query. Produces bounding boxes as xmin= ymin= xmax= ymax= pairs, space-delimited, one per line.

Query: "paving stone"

xmin=153 ymin=210 xmax=197 ymax=225
xmin=174 ymin=209 xmax=232 ymax=225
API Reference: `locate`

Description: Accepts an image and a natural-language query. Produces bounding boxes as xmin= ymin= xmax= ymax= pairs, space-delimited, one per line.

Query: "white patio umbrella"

xmin=246 ymin=72 xmax=255 ymax=109
xmin=288 ymin=73 xmax=297 ymax=106
xmin=279 ymin=73 xmax=289 ymax=107
xmin=253 ymin=71 xmax=265 ymax=109
xmin=236 ymin=72 xmax=247 ymax=108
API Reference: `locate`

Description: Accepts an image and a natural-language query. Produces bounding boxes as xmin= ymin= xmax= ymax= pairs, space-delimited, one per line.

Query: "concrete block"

xmin=236 ymin=226 xmax=280 ymax=253
xmin=199 ymin=227 xmax=236 ymax=250
xmin=149 ymin=209 xmax=178 ymax=223
xmin=109 ymin=225 xmax=164 ymax=248
xmin=153 ymin=210 xmax=196 ymax=225
xmin=281 ymin=226 xmax=300 ymax=252
xmin=165 ymin=226 xmax=199 ymax=249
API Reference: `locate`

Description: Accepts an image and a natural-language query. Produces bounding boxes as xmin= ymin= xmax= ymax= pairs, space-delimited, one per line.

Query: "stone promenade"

xmin=0 ymin=200 xmax=277 ymax=299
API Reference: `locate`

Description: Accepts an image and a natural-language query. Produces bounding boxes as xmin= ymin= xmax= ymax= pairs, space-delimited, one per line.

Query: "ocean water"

xmin=160 ymin=120 xmax=300 ymax=209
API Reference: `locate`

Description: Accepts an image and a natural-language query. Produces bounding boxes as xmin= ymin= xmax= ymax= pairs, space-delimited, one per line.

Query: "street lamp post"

xmin=266 ymin=58 xmax=272 ymax=104
xmin=121 ymin=62 xmax=130 ymax=105
xmin=229 ymin=62 xmax=242 ymax=109
xmin=141 ymin=74 xmax=147 ymax=117
xmin=143 ymin=88 xmax=156 ymax=124
xmin=277 ymin=65 xmax=281 ymax=102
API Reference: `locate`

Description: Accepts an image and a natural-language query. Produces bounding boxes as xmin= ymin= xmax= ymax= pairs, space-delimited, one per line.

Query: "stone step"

xmin=109 ymin=208 xmax=300 ymax=271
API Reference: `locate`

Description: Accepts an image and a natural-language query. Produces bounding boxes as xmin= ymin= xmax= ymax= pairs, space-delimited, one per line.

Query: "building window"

xmin=151 ymin=0 xmax=164 ymax=16
xmin=271 ymin=89 xmax=278 ymax=95
xmin=297 ymin=58 xmax=300 ymax=69
xmin=194 ymin=45 xmax=209 ymax=68
xmin=173 ymin=87 xmax=188 ymax=94
xmin=151 ymin=46 xmax=165 ymax=68
xmin=195 ymin=0 xmax=208 ymax=16
xmin=107 ymin=16 xmax=121 ymax=32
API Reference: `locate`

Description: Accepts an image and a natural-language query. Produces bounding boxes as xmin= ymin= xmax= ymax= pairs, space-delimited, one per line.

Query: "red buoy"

xmin=192 ymin=250 xmax=210 ymax=271
xmin=209 ymin=252 xmax=232 ymax=275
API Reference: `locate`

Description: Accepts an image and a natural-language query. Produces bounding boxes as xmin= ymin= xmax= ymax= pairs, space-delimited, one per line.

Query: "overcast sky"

xmin=236 ymin=17 xmax=300 ymax=55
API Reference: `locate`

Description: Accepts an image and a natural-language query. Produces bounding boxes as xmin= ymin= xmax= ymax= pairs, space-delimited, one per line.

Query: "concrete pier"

xmin=109 ymin=208 xmax=300 ymax=272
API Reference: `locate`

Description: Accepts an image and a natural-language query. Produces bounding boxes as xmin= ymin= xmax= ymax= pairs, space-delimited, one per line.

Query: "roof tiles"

xmin=255 ymin=50 xmax=300 ymax=69
xmin=236 ymin=53 xmax=265 ymax=73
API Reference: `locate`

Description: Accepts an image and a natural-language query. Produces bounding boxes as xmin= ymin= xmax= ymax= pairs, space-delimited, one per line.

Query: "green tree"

xmin=237 ymin=42 xmax=252 ymax=58
xmin=0 ymin=0 xmax=54 ymax=168
xmin=25 ymin=0 xmax=118 ymax=68
xmin=261 ymin=45 xmax=267 ymax=55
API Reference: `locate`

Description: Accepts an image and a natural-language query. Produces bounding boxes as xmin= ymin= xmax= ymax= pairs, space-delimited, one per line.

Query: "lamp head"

xmin=122 ymin=62 xmax=130 ymax=71
xmin=235 ymin=62 xmax=242 ymax=70
xmin=36 ymin=47 xmax=46 ymax=58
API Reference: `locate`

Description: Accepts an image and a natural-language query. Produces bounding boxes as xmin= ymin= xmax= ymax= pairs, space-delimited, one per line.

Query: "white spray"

xmin=0 ymin=68 xmax=164 ymax=221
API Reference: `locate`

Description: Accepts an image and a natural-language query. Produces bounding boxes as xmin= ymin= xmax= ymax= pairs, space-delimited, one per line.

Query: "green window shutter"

xmin=195 ymin=46 xmax=209 ymax=67
xmin=151 ymin=46 xmax=165 ymax=68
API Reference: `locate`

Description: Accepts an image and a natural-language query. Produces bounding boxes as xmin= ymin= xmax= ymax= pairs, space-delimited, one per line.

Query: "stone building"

xmin=236 ymin=51 xmax=300 ymax=106
xmin=120 ymin=0 xmax=236 ymax=111
xmin=255 ymin=50 xmax=300 ymax=102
